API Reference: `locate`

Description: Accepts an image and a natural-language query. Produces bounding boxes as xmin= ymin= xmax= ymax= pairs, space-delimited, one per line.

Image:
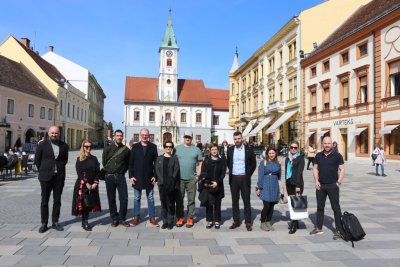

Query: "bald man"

xmin=35 ymin=126 xmax=69 ymax=233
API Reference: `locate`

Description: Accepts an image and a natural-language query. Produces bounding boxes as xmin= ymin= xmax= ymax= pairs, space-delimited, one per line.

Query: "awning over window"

xmin=242 ymin=119 xmax=256 ymax=137
xmin=305 ymin=131 xmax=316 ymax=138
xmin=266 ymin=110 xmax=298 ymax=134
xmin=248 ymin=116 xmax=274 ymax=137
xmin=381 ymin=124 xmax=399 ymax=135
xmin=351 ymin=127 xmax=368 ymax=136
xmin=318 ymin=130 xmax=330 ymax=137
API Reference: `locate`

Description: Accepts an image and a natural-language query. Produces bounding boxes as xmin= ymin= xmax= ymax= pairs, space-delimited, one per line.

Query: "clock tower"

xmin=158 ymin=9 xmax=179 ymax=102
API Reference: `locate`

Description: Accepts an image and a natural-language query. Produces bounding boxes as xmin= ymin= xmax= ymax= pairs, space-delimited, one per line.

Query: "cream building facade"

xmin=0 ymin=36 xmax=89 ymax=149
xmin=228 ymin=0 xmax=372 ymax=148
xmin=302 ymin=0 xmax=400 ymax=160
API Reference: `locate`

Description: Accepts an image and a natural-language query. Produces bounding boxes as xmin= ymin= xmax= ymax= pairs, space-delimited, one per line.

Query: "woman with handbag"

xmin=285 ymin=141 xmax=305 ymax=234
xmin=155 ymin=141 xmax=180 ymax=230
xmin=72 ymin=140 xmax=101 ymax=231
xmin=200 ymin=143 xmax=226 ymax=229
xmin=373 ymin=143 xmax=386 ymax=176
xmin=256 ymin=147 xmax=281 ymax=231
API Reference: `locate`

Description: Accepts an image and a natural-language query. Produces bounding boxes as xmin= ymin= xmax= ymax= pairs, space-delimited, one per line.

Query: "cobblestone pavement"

xmin=0 ymin=149 xmax=399 ymax=266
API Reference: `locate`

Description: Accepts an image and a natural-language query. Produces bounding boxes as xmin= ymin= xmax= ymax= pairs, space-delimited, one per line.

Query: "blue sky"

xmin=0 ymin=0 xmax=322 ymax=131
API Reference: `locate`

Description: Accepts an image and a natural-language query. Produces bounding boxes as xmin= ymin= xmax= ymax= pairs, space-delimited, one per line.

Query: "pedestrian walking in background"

xmin=129 ymin=128 xmax=159 ymax=227
xmin=219 ymin=140 xmax=229 ymax=159
xmin=72 ymin=140 xmax=101 ymax=231
xmin=307 ymin=144 xmax=316 ymax=170
xmin=227 ymin=131 xmax=256 ymax=231
xmin=200 ymin=143 xmax=227 ymax=230
xmin=35 ymin=126 xmax=69 ymax=233
xmin=285 ymin=141 xmax=305 ymax=234
xmin=155 ymin=141 xmax=180 ymax=230
xmin=256 ymin=147 xmax=281 ymax=232
xmin=310 ymin=136 xmax=345 ymax=240
xmin=332 ymin=141 xmax=338 ymax=153
xmin=102 ymin=129 xmax=130 ymax=227
xmin=373 ymin=143 xmax=386 ymax=176
xmin=174 ymin=130 xmax=203 ymax=228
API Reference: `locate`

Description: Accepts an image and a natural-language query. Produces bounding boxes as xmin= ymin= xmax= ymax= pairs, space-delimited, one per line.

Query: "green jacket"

xmin=102 ymin=143 xmax=130 ymax=175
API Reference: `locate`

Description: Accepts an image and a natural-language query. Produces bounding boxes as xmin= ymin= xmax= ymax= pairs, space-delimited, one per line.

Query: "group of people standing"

xmin=34 ymin=125 xmax=346 ymax=241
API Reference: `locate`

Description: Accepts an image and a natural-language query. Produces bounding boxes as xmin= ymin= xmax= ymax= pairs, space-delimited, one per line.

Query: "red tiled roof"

xmin=13 ymin=36 xmax=65 ymax=83
xmin=0 ymin=55 xmax=58 ymax=102
xmin=125 ymin=76 xmax=212 ymax=105
xmin=310 ymin=0 xmax=400 ymax=56
xmin=205 ymin=88 xmax=229 ymax=111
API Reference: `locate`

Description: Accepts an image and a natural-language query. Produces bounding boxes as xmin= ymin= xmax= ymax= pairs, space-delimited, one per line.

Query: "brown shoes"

xmin=229 ymin=221 xmax=241 ymax=229
xmin=131 ymin=217 xmax=140 ymax=226
xmin=149 ymin=217 xmax=160 ymax=227
xmin=245 ymin=223 xmax=253 ymax=231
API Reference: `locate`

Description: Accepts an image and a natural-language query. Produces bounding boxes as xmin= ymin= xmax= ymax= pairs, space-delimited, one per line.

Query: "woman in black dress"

xmin=72 ymin=140 xmax=101 ymax=231
xmin=155 ymin=141 xmax=180 ymax=229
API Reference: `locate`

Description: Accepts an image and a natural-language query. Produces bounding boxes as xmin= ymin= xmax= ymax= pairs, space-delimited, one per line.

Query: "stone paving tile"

xmin=41 ymin=237 xmax=71 ymax=246
xmin=137 ymin=232 xmax=173 ymax=240
xmin=40 ymin=246 xmax=70 ymax=255
xmin=109 ymin=255 xmax=149 ymax=266
xmin=66 ymin=246 xmax=100 ymax=255
xmin=0 ymin=238 xmax=23 ymax=245
xmin=148 ymin=255 xmax=192 ymax=265
xmin=66 ymin=231 xmax=90 ymax=238
xmin=0 ymin=230 xmax=19 ymax=239
xmin=127 ymin=239 xmax=165 ymax=247
xmin=63 ymin=255 xmax=111 ymax=265
xmin=370 ymin=249 xmax=400 ymax=259
xmin=230 ymin=245 xmax=266 ymax=255
xmin=312 ymin=250 xmax=361 ymax=261
xmin=13 ymin=231 xmax=47 ymax=239
xmin=192 ymin=254 xmax=228 ymax=265
xmin=226 ymin=254 xmax=249 ymax=264
xmin=66 ymin=238 xmax=92 ymax=246
xmin=245 ymin=252 xmax=290 ymax=264
xmin=98 ymin=246 xmax=140 ymax=256
xmin=284 ymin=251 xmax=322 ymax=263
xmin=236 ymin=237 xmax=275 ymax=245
xmin=140 ymin=246 xmax=173 ymax=255
xmin=179 ymin=239 xmax=218 ymax=246
xmin=172 ymin=232 xmax=194 ymax=240
xmin=173 ymin=245 xmax=209 ymax=255
xmin=0 ymin=255 xmax=24 ymax=266
xmin=108 ymin=232 xmax=138 ymax=239
xmin=341 ymin=259 xmax=400 ymax=267
xmin=164 ymin=239 xmax=180 ymax=247
xmin=17 ymin=238 xmax=45 ymax=246
xmin=14 ymin=245 xmax=47 ymax=255
xmin=261 ymin=244 xmax=305 ymax=253
xmin=87 ymin=232 xmax=111 ymax=239
xmin=90 ymin=239 xmax=129 ymax=247
xmin=0 ymin=245 xmax=22 ymax=255
xmin=16 ymin=255 xmax=69 ymax=265
xmin=209 ymin=245 xmax=234 ymax=255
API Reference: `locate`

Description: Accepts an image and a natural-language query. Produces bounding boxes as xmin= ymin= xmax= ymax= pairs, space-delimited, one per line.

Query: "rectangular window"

xmin=196 ymin=113 xmax=202 ymax=123
xmin=181 ymin=112 xmax=186 ymax=123
xmin=7 ymin=99 xmax=14 ymax=114
xmin=213 ymin=115 xmax=219 ymax=126
xmin=288 ymin=41 xmax=296 ymax=61
xmin=289 ymin=79 xmax=293 ymax=99
xmin=48 ymin=108 xmax=53 ymax=121
xmin=388 ymin=125 xmax=400 ymax=155
xmin=29 ymin=104 xmax=34 ymax=118
xmin=253 ymin=95 xmax=258 ymax=111
xmin=288 ymin=121 xmax=298 ymax=142
xmin=77 ymin=107 xmax=80 ymax=120
xmin=310 ymin=66 xmax=316 ymax=78
xmin=85 ymin=110 xmax=86 ymax=122
xmin=165 ymin=112 xmax=171 ymax=122
xmin=358 ymin=43 xmax=368 ymax=58
xmin=149 ymin=111 xmax=155 ymax=122
xmin=341 ymin=51 xmax=349 ymax=65
xmin=133 ymin=134 xmax=139 ymax=142
xmin=359 ymin=76 xmax=368 ymax=103
xmin=231 ymin=105 xmax=235 ymax=118
xmin=40 ymin=106 xmax=45 ymax=119
xmin=358 ymin=128 xmax=369 ymax=154
xmin=323 ymin=88 xmax=330 ymax=110
xmin=311 ymin=91 xmax=317 ymax=112
xmin=389 ymin=60 xmax=400 ymax=96
xmin=149 ymin=134 xmax=154 ymax=143
xmin=81 ymin=110 xmax=84 ymax=121
xmin=196 ymin=135 xmax=201 ymax=142
xmin=60 ymin=100 xmax=63 ymax=115
xmin=67 ymin=103 xmax=70 ymax=117
xmin=72 ymin=105 xmax=75 ymax=119
xmin=293 ymin=76 xmax=297 ymax=98
xmin=269 ymin=87 xmax=274 ymax=104
xmin=342 ymin=81 xmax=349 ymax=107
xmin=269 ymin=57 xmax=275 ymax=73
xmin=279 ymin=50 xmax=283 ymax=67
xmin=231 ymin=83 xmax=235 ymax=95
xmin=323 ymin=60 xmax=330 ymax=72
xmin=166 ymin=59 xmax=172 ymax=66
xmin=134 ymin=111 xmax=140 ymax=121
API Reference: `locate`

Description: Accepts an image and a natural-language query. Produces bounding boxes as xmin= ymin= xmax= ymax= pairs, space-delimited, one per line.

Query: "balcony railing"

xmin=267 ymin=101 xmax=285 ymax=112
xmin=239 ymin=112 xmax=252 ymax=119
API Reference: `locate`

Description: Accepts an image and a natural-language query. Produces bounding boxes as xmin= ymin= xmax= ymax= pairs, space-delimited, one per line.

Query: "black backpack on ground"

xmin=341 ymin=211 xmax=366 ymax=247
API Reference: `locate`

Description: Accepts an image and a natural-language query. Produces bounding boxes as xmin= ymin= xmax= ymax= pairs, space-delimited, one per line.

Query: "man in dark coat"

xmin=129 ymin=128 xmax=159 ymax=226
xmin=226 ymin=131 xmax=256 ymax=231
xmin=34 ymin=126 xmax=69 ymax=233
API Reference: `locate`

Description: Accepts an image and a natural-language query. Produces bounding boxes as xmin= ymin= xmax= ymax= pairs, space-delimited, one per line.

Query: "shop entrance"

xmin=340 ymin=128 xmax=348 ymax=161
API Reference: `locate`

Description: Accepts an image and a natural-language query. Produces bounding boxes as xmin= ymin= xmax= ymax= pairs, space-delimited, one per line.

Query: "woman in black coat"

xmin=200 ymin=143 xmax=227 ymax=229
xmin=285 ymin=141 xmax=305 ymax=234
xmin=72 ymin=140 xmax=101 ymax=231
xmin=155 ymin=141 xmax=180 ymax=230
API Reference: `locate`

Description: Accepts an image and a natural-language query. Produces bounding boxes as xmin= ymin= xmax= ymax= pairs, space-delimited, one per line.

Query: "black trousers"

xmin=316 ymin=183 xmax=343 ymax=233
xmin=105 ymin=174 xmax=128 ymax=221
xmin=159 ymin=185 xmax=176 ymax=225
xmin=307 ymin=157 xmax=314 ymax=169
xmin=40 ymin=175 xmax=65 ymax=224
xmin=230 ymin=175 xmax=251 ymax=224
xmin=260 ymin=201 xmax=275 ymax=222
xmin=206 ymin=197 xmax=222 ymax=222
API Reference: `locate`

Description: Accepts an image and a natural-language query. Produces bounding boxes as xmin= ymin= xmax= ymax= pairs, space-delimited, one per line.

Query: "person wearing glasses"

xmin=35 ymin=126 xmax=69 ymax=233
xmin=256 ymin=147 xmax=281 ymax=232
xmin=72 ymin=140 xmax=101 ymax=231
xmin=155 ymin=141 xmax=180 ymax=229
xmin=129 ymin=128 xmax=159 ymax=227
xmin=285 ymin=141 xmax=305 ymax=234
xmin=174 ymin=130 xmax=203 ymax=228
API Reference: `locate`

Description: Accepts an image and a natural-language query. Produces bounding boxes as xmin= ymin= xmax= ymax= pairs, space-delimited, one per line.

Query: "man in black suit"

xmin=226 ymin=131 xmax=256 ymax=231
xmin=129 ymin=128 xmax=159 ymax=226
xmin=34 ymin=126 xmax=69 ymax=233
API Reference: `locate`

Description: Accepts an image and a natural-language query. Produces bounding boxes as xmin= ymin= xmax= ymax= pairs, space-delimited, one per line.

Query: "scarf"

xmin=286 ymin=151 xmax=299 ymax=180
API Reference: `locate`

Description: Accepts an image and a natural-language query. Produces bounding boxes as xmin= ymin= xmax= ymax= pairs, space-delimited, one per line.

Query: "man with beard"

xmin=35 ymin=126 xmax=69 ymax=233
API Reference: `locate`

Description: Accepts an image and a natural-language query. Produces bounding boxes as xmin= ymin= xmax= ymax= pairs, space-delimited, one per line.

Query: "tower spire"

xmin=230 ymin=46 xmax=239 ymax=73
xmin=160 ymin=9 xmax=179 ymax=50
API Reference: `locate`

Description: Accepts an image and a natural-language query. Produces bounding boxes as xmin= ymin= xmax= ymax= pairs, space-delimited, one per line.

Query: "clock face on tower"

xmin=166 ymin=50 xmax=173 ymax=57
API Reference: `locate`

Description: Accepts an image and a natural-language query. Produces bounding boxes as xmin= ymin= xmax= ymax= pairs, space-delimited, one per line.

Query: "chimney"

xmin=21 ymin=38 xmax=30 ymax=48
xmin=48 ymin=45 xmax=54 ymax=52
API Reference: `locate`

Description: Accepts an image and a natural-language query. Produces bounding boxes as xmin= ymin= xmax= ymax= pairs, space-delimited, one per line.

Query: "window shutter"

xmin=389 ymin=60 xmax=400 ymax=75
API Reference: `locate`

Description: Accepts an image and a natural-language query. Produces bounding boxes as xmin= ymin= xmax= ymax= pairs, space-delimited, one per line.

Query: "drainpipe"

xmin=372 ymin=31 xmax=376 ymax=149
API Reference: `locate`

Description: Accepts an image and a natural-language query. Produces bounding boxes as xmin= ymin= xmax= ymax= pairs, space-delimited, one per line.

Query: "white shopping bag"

xmin=288 ymin=195 xmax=309 ymax=220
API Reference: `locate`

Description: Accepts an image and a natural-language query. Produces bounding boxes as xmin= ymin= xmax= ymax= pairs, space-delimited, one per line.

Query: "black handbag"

xmin=371 ymin=153 xmax=377 ymax=160
xmin=83 ymin=190 xmax=98 ymax=209
xmin=290 ymin=195 xmax=308 ymax=209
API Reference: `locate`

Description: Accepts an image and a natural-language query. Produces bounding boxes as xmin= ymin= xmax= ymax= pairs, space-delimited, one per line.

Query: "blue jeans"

xmin=375 ymin=162 xmax=385 ymax=175
xmin=133 ymin=188 xmax=155 ymax=218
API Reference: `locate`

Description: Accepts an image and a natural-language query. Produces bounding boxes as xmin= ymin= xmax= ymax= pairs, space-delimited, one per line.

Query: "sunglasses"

xmin=84 ymin=145 xmax=92 ymax=149
xmin=290 ymin=146 xmax=298 ymax=149
xmin=165 ymin=146 xmax=173 ymax=148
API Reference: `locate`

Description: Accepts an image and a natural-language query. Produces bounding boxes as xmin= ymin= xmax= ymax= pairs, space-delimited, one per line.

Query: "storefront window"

xmin=389 ymin=126 xmax=400 ymax=155
xmin=359 ymin=129 xmax=368 ymax=154
xmin=288 ymin=121 xmax=298 ymax=143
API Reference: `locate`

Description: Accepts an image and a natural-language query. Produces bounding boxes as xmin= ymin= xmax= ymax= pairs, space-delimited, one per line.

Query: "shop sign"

xmin=333 ymin=118 xmax=354 ymax=126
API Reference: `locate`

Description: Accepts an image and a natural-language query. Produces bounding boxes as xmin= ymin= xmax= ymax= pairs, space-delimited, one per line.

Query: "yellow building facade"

xmin=228 ymin=0 xmax=372 ymax=149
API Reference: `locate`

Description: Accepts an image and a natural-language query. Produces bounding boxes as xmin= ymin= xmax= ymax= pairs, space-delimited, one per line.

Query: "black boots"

xmin=82 ymin=220 xmax=92 ymax=231
xmin=289 ymin=220 xmax=298 ymax=234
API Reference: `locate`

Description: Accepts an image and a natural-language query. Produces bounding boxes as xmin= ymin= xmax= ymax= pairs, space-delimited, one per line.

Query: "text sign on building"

xmin=333 ymin=118 xmax=354 ymax=126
